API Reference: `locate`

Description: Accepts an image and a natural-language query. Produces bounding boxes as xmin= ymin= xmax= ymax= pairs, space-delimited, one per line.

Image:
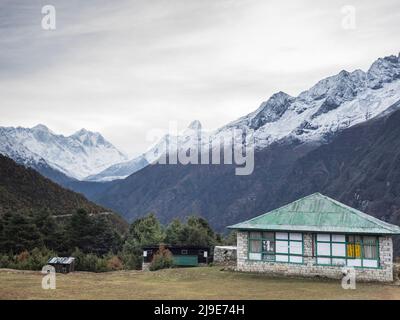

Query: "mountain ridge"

xmin=0 ymin=125 xmax=128 ymax=180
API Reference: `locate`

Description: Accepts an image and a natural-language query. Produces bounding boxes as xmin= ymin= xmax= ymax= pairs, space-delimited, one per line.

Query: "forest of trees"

xmin=0 ymin=210 xmax=236 ymax=272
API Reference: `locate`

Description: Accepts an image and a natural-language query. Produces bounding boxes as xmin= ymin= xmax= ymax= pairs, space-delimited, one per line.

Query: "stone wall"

xmin=236 ymin=231 xmax=394 ymax=282
xmin=214 ymin=246 xmax=237 ymax=266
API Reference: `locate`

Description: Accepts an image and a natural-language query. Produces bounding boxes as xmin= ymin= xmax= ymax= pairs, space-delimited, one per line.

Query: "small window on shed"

xmin=181 ymin=249 xmax=188 ymax=255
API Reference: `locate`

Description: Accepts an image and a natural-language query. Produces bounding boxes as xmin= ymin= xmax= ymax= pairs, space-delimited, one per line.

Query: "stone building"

xmin=228 ymin=193 xmax=400 ymax=282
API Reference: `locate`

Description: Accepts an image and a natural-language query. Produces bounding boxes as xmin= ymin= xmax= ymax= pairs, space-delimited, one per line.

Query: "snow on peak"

xmin=70 ymin=128 xmax=108 ymax=147
xmin=367 ymin=54 xmax=400 ymax=89
xmin=0 ymin=125 xmax=128 ymax=180
xmin=32 ymin=124 xmax=52 ymax=132
xmin=187 ymin=120 xmax=202 ymax=131
xmin=215 ymin=53 xmax=400 ymax=150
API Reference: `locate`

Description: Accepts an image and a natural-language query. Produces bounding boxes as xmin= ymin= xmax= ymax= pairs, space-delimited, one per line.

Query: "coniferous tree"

xmin=0 ymin=212 xmax=42 ymax=253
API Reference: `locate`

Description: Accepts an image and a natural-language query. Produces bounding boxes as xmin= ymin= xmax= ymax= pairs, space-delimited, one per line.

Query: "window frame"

xmin=248 ymin=231 xmax=304 ymax=264
xmin=315 ymin=233 xmax=380 ymax=269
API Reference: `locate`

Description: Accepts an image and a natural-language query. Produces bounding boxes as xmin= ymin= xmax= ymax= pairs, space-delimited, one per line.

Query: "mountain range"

xmin=1 ymin=53 xmax=400 ymax=243
xmin=0 ymin=125 xmax=128 ymax=180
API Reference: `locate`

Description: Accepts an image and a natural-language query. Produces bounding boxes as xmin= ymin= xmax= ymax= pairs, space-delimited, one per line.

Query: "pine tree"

xmin=0 ymin=212 xmax=42 ymax=253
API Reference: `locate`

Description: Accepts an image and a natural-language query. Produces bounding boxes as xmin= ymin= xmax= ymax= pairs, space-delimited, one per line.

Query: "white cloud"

xmin=0 ymin=0 xmax=399 ymax=156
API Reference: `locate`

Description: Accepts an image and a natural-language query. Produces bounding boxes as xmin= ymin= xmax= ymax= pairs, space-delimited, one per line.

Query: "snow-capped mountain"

xmin=219 ymin=53 xmax=400 ymax=148
xmin=3 ymin=53 xmax=399 ymax=182
xmin=90 ymin=53 xmax=400 ymax=182
xmin=0 ymin=125 xmax=128 ymax=180
xmin=86 ymin=120 xmax=204 ymax=181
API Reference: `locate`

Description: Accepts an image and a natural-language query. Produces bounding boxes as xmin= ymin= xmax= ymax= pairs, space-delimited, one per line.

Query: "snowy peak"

xmin=70 ymin=128 xmax=109 ymax=147
xmin=0 ymin=125 xmax=128 ymax=180
xmin=249 ymin=91 xmax=293 ymax=129
xmin=367 ymin=54 xmax=400 ymax=89
xmin=187 ymin=120 xmax=202 ymax=131
xmin=32 ymin=124 xmax=52 ymax=133
xmin=215 ymin=53 xmax=400 ymax=150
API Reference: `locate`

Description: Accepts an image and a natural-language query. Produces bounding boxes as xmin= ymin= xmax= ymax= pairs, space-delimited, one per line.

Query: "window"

xmin=362 ymin=236 xmax=378 ymax=259
xmin=181 ymin=249 xmax=188 ymax=255
xmin=315 ymin=234 xmax=379 ymax=268
xmin=316 ymin=233 xmax=346 ymax=266
xmin=248 ymin=231 xmax=303 ymax=264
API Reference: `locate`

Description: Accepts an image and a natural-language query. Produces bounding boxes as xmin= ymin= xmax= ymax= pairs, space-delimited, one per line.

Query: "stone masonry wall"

xmin=236 ymin=231 xmax=393 ymax=282
xmin=214 ymin=246 xmax=237 ymax=266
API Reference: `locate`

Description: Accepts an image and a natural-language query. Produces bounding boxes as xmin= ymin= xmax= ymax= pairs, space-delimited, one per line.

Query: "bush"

xmin=0 ymin=247 xmax=55 ymax=270
xmin=149 ymin=245 xmax=174 ymax=271
xmin=106 ymin=255 xmax=123 ymax=271
xmin=119 ymin=245 xmax=142 ymax=270
xmin=0 ymin=254 xmax=11 ymax=268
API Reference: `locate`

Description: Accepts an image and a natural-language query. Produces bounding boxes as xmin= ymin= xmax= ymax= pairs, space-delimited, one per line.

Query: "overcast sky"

xmin=0 ymin=0 xmax=399 ymax=156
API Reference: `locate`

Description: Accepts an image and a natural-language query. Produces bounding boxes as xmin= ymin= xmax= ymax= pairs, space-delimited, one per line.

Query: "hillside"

xmin=0 ymin=154 xmax=111 ymax=216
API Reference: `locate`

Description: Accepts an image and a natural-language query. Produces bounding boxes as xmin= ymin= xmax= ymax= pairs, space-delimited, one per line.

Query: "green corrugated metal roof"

xmin=228 ymin=193 xmax=400 ymax=234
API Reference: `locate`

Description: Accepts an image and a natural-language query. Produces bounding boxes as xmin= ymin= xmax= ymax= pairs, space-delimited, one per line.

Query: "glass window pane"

xmin=289 ymin=233 xmax=302 ymax=241
xmin=263 ymin=240 xmax=275 ymax=253
xmin=276 ymin=240 xmax=288 ymax=254
xmin=263 ymin=232 xmax=274 ymax=240
xmin=250 ymin=232 xmax=261 ymax=239
xmin=347 ymin=259 xmax=361 ymax=267
xmin=276 ymin=254 xmax=288 ymax=262
xmin=290 ymin=255 xmax=302 ymax=263
xmin=317 ymin=257 xmax=331 ymax=265
xmin=276 ymin=232 xmax=288 ymax=240
xmin=363 ymin=236 xmax=376 ymax=245
xmin=363 ymin=259 xmax=378 ymax=268
xmin=332 ymin=243 xmax=346 ymax=257
xmin=262 ymin=254 xmax=275 ymax=262
xmin=363 ymin=243 xmax=377 ymax=259
xmin=317 ymin=242 xmax=331 ymax=256
xmin=250 ymin=240 xmax=262 ymax=253
xmin=317 ymin=234 xmax=330 ymax=241
xmin=249 ymin=253 xmax=261 ymax=260
xmin=332 ymin=234 xmax=345 ymax=242
xmin=332 ymin=258 xmax=346 ymax=266
xmin=290 ymin=241 xmax=302 ymax=254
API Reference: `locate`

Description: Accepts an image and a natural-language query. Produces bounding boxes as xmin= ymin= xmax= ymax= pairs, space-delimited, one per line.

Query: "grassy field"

xmin=0 ymin=267 xmax=399 ymax=300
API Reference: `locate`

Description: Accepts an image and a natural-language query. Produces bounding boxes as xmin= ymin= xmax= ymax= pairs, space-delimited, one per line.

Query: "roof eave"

xmin=227 ymin=224 xmax=400 ymax=235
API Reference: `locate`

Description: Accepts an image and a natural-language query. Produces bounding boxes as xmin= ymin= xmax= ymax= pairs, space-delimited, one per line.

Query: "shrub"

xmin=16 ymin=250 xmax=29 ymax=263
xmin=106 ymin=255 xmax=123 ymax=271
xmin=119 ymin=246 xmax=142 ymax=270
xmin=149 ymin=245 xmax=174 ymax=271
xmin=0 ymin=254 xmax=11 ymax=268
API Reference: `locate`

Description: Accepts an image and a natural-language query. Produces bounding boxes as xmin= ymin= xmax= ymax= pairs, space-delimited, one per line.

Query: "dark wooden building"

xmin=142 ymin=245 xmax=212 ymax=269
xmin=48 ymin=257 xmax=75 ymax=273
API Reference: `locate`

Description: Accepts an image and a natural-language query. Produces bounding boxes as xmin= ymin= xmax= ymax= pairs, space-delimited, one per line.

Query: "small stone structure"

xmin=213 ymin=246 xmax=237 ymax=266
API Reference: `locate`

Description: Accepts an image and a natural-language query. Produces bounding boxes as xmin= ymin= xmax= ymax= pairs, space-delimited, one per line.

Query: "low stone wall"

xmin=214 ymin=246 xmax=237 ymax=266
xmin=236 ymin=231 xmax=394 ymax=282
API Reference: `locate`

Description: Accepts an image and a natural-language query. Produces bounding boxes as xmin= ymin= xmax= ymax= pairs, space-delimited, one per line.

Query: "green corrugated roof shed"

xmin=228 ymin=193 xmax=400 ymax=234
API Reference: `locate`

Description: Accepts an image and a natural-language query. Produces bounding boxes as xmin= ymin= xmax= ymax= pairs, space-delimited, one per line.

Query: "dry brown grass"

xmin=0 ymin=267 xmax=399 ymax=300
